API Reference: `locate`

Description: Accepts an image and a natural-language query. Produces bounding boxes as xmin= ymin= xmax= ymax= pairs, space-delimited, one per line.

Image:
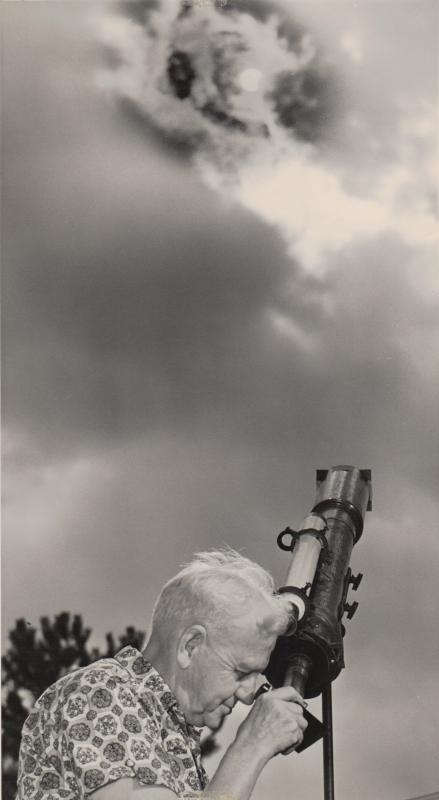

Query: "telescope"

xmin=265 ymin=465 xmax=372 ymax=800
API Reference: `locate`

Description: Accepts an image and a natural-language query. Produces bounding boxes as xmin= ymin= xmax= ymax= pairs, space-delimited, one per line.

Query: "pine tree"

xmin=2 ymin=613 xmax=146 ymax=800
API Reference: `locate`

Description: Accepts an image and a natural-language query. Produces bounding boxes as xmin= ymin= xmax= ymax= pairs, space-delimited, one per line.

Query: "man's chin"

xmin=204 ymin=708 xmax=229 ymax=731
xmin=205 ymin=719 xmax=223 ymax=731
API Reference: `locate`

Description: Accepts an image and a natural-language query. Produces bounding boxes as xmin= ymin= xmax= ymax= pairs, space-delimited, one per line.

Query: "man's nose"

xmin=235 ymin=674 xmax=259 ymax=705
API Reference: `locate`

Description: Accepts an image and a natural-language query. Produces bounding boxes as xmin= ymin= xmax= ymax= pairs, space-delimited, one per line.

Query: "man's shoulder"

xmin=35 ymin=656 xmax=133 ymax=714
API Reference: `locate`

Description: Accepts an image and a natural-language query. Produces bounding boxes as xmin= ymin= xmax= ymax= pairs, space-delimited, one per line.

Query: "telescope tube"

xmin=267 ymin=465 xmax=372 ymax=698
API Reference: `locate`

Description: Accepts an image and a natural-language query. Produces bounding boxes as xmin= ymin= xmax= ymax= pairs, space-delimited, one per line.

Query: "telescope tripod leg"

xmin=322 ymin=683 xmax=335 ymax=800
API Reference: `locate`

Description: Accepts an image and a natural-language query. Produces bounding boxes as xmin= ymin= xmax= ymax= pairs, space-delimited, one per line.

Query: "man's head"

xmin=144 ymin=548 xmax=292 ymax=729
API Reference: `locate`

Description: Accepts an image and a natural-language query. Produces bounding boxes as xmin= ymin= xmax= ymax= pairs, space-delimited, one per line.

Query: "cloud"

xmin=238 ymin=149 xmax=437 ymax=272
xmin=3 ymin=114 xmax=299 ymax=453
xmin=340 ymin=32 xmax=363 ymax=63
xmin=4 ymin=0 xmax=437 ymax=510
xmin=93 ymin=1 xmax=437 ymax=275
xmin=94 ymin=0 xmax=337 ymax=170
xmin=5 ymin=141 xmax=438 ymax=492
xmin=3 ymin=0 xmax=438 ymax=486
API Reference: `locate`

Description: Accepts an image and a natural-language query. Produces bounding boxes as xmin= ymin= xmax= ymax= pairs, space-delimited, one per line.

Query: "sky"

xmin=1 ymin=1 xmax=438 ymax=799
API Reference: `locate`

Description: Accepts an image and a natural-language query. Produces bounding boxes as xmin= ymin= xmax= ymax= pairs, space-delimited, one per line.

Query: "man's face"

xmin=181 ymin=616 xmax=279 ymax=730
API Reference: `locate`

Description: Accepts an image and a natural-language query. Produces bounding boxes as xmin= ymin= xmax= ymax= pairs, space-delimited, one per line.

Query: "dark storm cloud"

xmin=167 ymin=50 xmax=197 ymax=99
xmin=2 ymin=156 xmax=295 ymax=449
xmin=269 ymin=61 xmax=336 ymax=142
xmin=4 ymin=117 xmax=438 ymax=499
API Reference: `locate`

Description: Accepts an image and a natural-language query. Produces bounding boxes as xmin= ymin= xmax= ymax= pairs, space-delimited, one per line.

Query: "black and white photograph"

xmin=2 ymin=2 xmax=438 ymax=800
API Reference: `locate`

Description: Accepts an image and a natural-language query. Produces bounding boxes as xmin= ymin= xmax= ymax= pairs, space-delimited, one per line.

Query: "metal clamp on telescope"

xmin=265 ymin=466 xmax=372 ymax=800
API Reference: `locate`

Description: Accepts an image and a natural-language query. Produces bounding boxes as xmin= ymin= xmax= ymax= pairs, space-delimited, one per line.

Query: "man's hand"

xmin=235 ymin=686 xmax=308 ymax=762
xmin=203 ymin=687 xmax=308 ymax=800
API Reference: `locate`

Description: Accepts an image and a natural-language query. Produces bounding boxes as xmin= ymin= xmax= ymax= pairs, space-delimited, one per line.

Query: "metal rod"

xmin=322 ymin=683 xmax=335 ymax=800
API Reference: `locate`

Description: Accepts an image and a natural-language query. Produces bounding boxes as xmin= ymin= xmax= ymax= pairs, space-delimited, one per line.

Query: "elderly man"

xmin=17 ymin=549 xmax=307 ymax=799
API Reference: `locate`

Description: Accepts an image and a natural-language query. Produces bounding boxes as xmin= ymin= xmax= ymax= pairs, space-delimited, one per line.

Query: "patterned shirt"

xmin=16 ymin=646 xmax=208 ymax=799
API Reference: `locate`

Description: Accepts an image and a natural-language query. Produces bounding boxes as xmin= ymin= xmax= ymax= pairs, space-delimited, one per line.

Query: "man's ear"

xmin=177 ymin=625 xmax=207 ymax=669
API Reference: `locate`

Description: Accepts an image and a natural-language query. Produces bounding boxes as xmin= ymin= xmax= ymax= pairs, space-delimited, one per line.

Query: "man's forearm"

xmin=202 ymin=736 xmax=267 ymax=800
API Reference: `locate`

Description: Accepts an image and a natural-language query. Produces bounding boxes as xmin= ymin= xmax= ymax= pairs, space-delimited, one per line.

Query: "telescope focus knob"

xmin=349 ymin=572 xmax=363 ymax=591
xmin=344 ymin=601 xmax=359 ymax=620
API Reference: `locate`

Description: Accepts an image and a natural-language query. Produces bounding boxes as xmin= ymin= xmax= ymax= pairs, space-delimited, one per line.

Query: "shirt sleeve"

xmin=16 ymin=697 xmax=81 ymax=800
xmin=62 ymin=670 xmax=181 ymax=796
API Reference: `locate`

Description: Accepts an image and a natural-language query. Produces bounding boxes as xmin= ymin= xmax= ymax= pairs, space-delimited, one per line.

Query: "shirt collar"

xmin=114 ymin=646 xmax=201 ymax=741
xmin=114 ymin=646 xmax=177 ymax=708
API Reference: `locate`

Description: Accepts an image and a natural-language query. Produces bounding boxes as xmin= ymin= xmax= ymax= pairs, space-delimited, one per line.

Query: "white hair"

xmin=149 ymin=547 xmax=291 ymax=643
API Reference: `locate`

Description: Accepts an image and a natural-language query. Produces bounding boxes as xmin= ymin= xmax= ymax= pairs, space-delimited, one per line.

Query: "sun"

xmin=238 ymin=68 xmax=262 ymax=93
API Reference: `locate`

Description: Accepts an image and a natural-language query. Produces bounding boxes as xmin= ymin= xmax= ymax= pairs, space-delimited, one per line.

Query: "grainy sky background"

xmin=2 ymin=1 xmax=438 ymax=799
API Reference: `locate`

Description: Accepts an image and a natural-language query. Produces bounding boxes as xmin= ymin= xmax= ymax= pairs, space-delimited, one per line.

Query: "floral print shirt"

xmin=16 ymin=646 xmax=208 ymax=799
